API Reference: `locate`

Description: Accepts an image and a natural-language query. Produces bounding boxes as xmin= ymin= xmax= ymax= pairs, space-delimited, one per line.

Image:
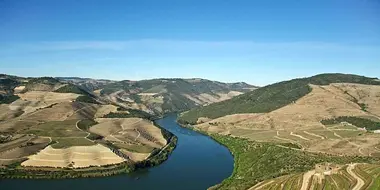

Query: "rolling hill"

xmin=64 ymin=77 xmax=257 ymax=114
xmin=179 ymin=73 xmax=380 ymax=157
xmin=0 ymin=74 xmax=175 ymax=173
xmin=179 ymin=73 xmax=380 ymax=124
xmin=0 ymin=74 xmax=255 ymax=174
xmin=180 ymin=73 xmax=380 ymax=190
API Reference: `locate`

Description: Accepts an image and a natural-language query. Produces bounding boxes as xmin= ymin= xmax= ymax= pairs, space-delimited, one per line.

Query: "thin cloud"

xmin=2 ymin=40 xmax=379 ymax=53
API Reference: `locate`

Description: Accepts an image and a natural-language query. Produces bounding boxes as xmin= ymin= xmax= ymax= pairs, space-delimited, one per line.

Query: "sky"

xmin=0 ymin=0 xmax=379 ymax=86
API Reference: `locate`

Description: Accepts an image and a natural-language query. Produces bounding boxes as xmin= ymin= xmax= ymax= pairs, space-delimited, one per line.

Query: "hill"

xmin=180 ymin=73 xmax=380 ymax=157
xmin=0 ymin=74 xmax=176 ymax=176
xmin=179 ymin=73 xmax=380 ymax=124
xmin=0 ymin=74 xmax=253 ymax=178
xmin=90 ymin=78 xmax=257 ymax=114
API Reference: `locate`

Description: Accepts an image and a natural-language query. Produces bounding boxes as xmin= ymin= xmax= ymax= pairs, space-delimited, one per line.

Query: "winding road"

xmin=347 ymin=164 xmax=365 ymax=190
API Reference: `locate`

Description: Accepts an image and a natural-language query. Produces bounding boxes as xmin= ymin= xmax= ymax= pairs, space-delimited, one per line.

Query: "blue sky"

xmin=0 ymin=0 xmax=379 ymax=86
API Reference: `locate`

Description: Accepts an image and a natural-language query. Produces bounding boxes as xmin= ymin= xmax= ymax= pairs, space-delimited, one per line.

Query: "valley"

xmin=2 ymin=73 xmax=380 ymax=190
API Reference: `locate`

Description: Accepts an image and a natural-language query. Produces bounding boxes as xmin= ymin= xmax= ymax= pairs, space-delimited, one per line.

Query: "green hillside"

xmin=54 ymin=83 xmax=90 ymax=95
xmin=179 ymin=73 xmax=380 ymax=124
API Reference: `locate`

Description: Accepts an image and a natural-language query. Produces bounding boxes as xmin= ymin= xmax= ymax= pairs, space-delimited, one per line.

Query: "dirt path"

xmin=274 ymin=136 xmax=295 ymax=142
xmin=75 ymin=120 xmax=94 ymax=142
xmin=358 ymin=148 xmax=367 ymax=156
xmin=291 ymin=132 xmax=310 ymax=141
xmin=249 ymin=180 xmax=274 ymax=190
xmin=154 ymin=138 xmax=173 ymax=157
xmin=347 ymin=163 xmax=364 ymax=190
xmin=40 ymin=136 xmax=52 ymax=143
xmin=134 ymin=129 xmax=141 ymax=141
xmin=301 ymin=170 xmax=315 ymax=190
xmin=303 ymin=131 xmax=325 ymax=139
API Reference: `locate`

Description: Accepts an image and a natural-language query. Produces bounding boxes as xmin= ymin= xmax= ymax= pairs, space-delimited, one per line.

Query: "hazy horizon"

xmin=1 ymin=0 xmax=379 ymax=86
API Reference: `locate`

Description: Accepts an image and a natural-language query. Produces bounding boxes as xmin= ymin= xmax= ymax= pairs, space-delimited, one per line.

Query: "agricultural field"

xmin=251 ymin=163 xmax=380 ymax=190
xmin=24 ymin=120 xmax=87 ymax=137
xmin=21 ymin=144 xmax=125 ymax=168
xmin=51 ymin=137 xmax=95 ymax=149
xmin=0 ymin=135 xmax=50 ymax=165
xmin=90 ymin=118 xmax=167 ymax=161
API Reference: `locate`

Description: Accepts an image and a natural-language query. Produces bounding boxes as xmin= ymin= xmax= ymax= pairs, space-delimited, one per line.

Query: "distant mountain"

xmin=57 ymin=77 xmax=115 ymax=92
xmin=0 ymin=74 xmax=257 ymax=115
xmin=93 ymin=78 xmax=257 ymax=114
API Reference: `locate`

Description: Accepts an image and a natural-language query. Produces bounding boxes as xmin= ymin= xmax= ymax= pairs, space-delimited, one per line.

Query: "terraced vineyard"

xmin=250 ymin=164 xmax=380 ymax=190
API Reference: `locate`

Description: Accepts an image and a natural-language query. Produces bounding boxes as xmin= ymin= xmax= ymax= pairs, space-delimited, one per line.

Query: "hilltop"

xmin=179 ymin=73 xmax=380 ymax=124
xmin=179 ymin=73 xmax=380 ymax=156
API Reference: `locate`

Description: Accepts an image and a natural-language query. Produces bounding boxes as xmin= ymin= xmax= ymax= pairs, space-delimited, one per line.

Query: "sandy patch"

xmin=9 ymin=91 xmax=80 ymax=114
xmin=138 ymin=93 xmax=158 ymax=96
xmin=13 ymin=86 xmax=25 ymax=93
xmin=120 ymin=149 xmax=150 ymax=162
xmin=21 ymin=144 xmax=125 ymax=168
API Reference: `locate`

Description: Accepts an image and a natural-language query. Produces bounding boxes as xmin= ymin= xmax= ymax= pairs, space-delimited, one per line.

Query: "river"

xmin=1 ymin=114 xmax=234 ymax=190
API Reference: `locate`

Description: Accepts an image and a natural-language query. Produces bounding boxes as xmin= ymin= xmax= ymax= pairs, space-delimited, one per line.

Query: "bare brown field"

xmin=0 ymin=104 xmax=24 ymax=121
xmin=182 ymin=91 xmax=244 ymax=106
xmin=94 ymin=105 xmax=118 ymax=118
xmin=120 ymin=149 xmax=150 ymax=162
xmin=21 ymin=144 xmax=125 ymax=168
xmin=19 ymin=102 xmax=99 ymax=122
xmin=91 ymin=118 xmax=167 ymax=149
xmin=0 ymin=120 xmax=40 ymax=133
xmin=196 ymin=83 xmax=380 ymax=156
xmin=0 ymin=136 xmax=50 ymax=165
xmin=9 ymin=91 xmax=80 ymax=114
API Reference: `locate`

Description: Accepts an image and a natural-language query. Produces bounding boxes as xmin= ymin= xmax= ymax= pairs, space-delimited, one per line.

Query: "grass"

xmin=179 ymin=73 xmax=380 ymax=124
xmin=240 ymin=131 xmax=277 ymax=141
xmin=105 ymin=108 xmax=157 ymax=120
xmin=307 ymin=130 xmax=339 ymax=139
xmin=51 ymin=137 xmax=95 ymax=148
xmin=75 ymin=95 xmax=99 ymax=104
xmin=0 ymin=94 xmax=20 ymax=104
xmin=334 ymin=130 xmax=363 ymax=138
xmin=327 ymin=123 xmax=359 ymax=130
xmin=54 ymin=83 xmax=89 ymax=95
xmin=322 ymin=116 xmax=380 ymax=131
xmin=25 ymin=120 xmax=87 ymax=137
xmin=210 ymin=134 xmax=378 ymax=190
xmin=77 ymin=119 xmax=103 ymax=140
xmin=77 ymin=119 xmax=98 ymax=131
